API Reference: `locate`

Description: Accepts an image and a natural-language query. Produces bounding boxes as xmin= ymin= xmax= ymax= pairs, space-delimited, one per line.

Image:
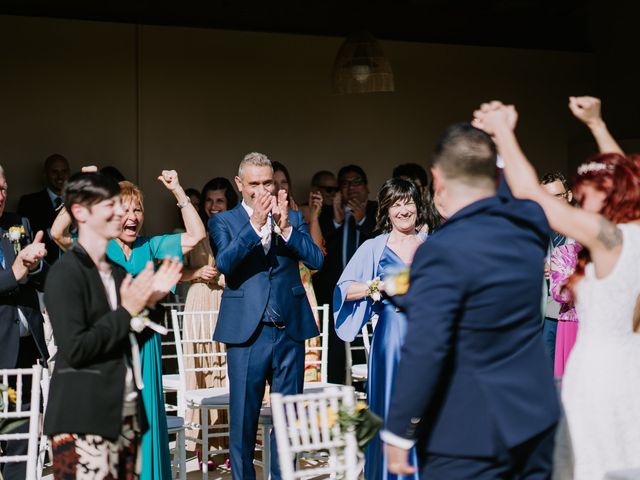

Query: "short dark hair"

xmin=44 ymin=154 xmax=68 ymax=171
xmin=201 ymin=177 xmax=238 ymax=211
xmin=541 ymin=172 xmax=571 ymax=192
xmin=311 ymin=170 xmax=335 ymax=187
xmin=392 ymin=163 xmax=428 ymax=187
xmin=375 ymin=178 xmax=428 ymax=233
xmin=433 ymin=123 xmax=496 ymax=186
xmin=100 ymin=166 xmax=126 ymax=183
xmin=63 ymin=172 xmax=120 ymax=225
xmin=338 ymin=165 xmax=368 ymax=185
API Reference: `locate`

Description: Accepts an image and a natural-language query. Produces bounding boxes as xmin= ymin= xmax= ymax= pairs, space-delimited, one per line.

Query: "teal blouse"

xmin=107 ymin=234 xmax=183 ymax=275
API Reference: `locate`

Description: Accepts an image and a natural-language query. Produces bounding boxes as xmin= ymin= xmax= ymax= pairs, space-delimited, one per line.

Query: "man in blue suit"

xmin=209 ymin=152 xmax=324 ymax=479
xmin=383 ymin=124 xmax=559 ymax=479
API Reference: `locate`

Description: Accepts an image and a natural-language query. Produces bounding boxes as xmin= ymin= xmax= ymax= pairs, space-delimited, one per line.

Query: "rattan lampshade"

xmin=332 ymin=31 xmax=394 ymax=94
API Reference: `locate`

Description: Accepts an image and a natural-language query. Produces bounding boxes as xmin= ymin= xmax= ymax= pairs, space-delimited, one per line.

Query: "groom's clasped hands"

xmin=250 ymin=189 xmax=293 ymax=238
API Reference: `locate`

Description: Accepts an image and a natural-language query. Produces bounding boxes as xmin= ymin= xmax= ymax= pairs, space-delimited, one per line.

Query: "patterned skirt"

xmin=51 ymin=415 xmax=140 ymax=480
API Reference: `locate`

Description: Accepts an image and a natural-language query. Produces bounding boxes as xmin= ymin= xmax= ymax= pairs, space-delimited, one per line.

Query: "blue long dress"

xmin=365 ymin=246 xmax=419 ymax=480
xmin=107 ymin=234 xmax=182 ymax=480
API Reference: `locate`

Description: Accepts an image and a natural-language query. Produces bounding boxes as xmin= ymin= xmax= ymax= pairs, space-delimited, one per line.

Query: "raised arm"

xmin=569 ymin=96 xmax=623 ymax=155
xmin=158 ymin=170 xmax=206 ymax=254
xmin=473 ymin=102 xmax=623 ymax=280
xmin=50 ymin=206 xmax=74 ymax=251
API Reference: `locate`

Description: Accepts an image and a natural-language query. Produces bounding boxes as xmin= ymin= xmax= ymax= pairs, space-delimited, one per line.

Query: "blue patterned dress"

xmin=107 ymin=234 xmax=182 ymax=480
xmin=365 ymin=246 xmax=419 ymax=480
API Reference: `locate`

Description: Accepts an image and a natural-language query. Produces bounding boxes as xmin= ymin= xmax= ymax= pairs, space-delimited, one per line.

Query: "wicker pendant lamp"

xmin=332 ymin=31 xmax=395 ymax=94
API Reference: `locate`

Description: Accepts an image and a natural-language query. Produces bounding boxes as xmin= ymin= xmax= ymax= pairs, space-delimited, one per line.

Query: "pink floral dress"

xmin=550 ymin=242 xmax=582 ymax=377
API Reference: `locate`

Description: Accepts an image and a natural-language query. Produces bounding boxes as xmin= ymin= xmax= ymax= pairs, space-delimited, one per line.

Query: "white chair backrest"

xmin=305 ymin=304 xmax=330 ymax=384
xmin=271 ymin=386 xmax=360 ymax=480
xmin=160 ymin=302 xmax=185 ymax=363
xmin=0 ymin=364 xmax=43 ymax=480
xmin=170 ymin=309 xmax=226 ymax=391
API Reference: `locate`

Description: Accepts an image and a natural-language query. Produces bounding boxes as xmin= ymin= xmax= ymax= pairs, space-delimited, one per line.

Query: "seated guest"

xmin=0 ymin=165 xmax=49 ymax=480
xmin=18 ymin=154 xmax=70 ymax=264
xmin=44 ymin=171 xmax=182 ymax=479
xmin=313 ymin=164 xmax=377 ymax=383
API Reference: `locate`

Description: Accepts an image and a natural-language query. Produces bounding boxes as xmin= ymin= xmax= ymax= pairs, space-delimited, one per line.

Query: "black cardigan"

xmin=43 ymin=244 xmax=153 ymax=440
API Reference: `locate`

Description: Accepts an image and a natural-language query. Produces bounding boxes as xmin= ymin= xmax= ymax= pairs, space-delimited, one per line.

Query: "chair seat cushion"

xmin=163 ymin=374 xmax=180 ymax=390
xmin=166 ymin=415 xmax=185 ymax=432
xmin=184 ymin=387 xmax=230 ymax=406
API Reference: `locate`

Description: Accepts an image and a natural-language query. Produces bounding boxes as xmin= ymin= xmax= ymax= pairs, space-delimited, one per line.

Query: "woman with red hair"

xmin=474 ymin=102 xmax=640 ymax=480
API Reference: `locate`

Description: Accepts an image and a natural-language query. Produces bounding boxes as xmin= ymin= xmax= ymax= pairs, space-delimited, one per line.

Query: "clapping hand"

xmin=347 ymin=198 xmax=367 ymax=223
xmin=196 ymin=265 xmax=218 ymax=282
xmin=120 ymin=262 xmax=155 ymax=316
xmin=272 ymin=190 xmax=292 ymax=236
xmin=568 ymin=96 xmax=602 ymax=128
xmin=157 ymin=170 xmax=181 ymax=192
xmin=11 ymin=231 xmax=47 ymax=281
xmin=250 ymin=190 xmax=272 ymax=231
xmin=333 ymin=191 xmax=345 ymax=224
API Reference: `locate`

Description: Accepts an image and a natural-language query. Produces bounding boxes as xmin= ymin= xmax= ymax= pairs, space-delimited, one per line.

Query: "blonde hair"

xmin=119 ymin=180 xmax=144 ymax=212
xmin=238 ymin=152 xmax=272 ymax=178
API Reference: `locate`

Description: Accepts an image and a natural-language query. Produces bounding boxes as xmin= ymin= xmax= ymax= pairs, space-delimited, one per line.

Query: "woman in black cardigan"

xmin=44 ymin=172 xmax=181 ymax=480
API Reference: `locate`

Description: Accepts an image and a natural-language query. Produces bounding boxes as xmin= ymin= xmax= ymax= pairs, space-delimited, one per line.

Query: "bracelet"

xmin=177 ymin=197 xmax=191 ymax=209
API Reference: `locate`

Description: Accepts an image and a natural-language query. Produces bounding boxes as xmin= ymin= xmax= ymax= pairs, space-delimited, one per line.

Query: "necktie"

xmin=53 ymin=196 xmax=62 ymax=210
xmin=346 ymin=215 xmax=358 ymax=264
xmin=0 ymin=240 xmax=4 ymax=269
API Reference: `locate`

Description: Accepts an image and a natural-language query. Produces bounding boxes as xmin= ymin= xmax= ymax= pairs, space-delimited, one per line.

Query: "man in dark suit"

xmin=313 ymin=164 xmax=377 ymax=383
xmin=209 ymin=152 xmax=324 ymax=480
xmin=383 ymin=124 xmax=559 ymax=479
xmin=0 ymin=165 xmax=49 ymax=480
xmin=18 ymin=153 xmax=70 ymax=265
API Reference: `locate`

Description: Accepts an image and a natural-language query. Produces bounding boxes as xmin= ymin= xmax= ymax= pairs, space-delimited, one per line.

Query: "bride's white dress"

xmin=559 ymin=223 xmax=640 ymax=480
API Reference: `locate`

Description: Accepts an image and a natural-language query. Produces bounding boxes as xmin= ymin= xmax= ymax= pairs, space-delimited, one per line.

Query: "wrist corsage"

xmin=130 ymin=309 xmax=168 ymax=335
xmin=3 ymin=226 xmax=26 ymax=254
xmin=366 ymin=277 xmax=382 ymax=303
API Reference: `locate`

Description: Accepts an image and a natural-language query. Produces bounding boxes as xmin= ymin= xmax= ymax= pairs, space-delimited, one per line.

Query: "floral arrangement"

xmin=331 ymin=401 xmax=383 ymax=450
xmin=2 ymin=225 xmax=26 ymax=254
xmin=0 ymin=383 xmax=27 ymax=437
xmin=366 ymin=277 xmax=383 ymax=302
xmin=383 ymin=268 xmax=411 ymax=296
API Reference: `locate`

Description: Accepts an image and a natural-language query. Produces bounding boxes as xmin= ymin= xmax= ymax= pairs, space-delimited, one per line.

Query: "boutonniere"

xmin=2 ymin=225 xmax=26 ymax=254
xmin=366 ymin=277 xmax=383 ymax=303
xmin=272 ymin=222 xmax=282 ymax=247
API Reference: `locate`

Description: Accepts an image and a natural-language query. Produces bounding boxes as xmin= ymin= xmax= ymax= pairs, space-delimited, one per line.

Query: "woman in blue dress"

xmin=334 ymin=178 xmax=431 ymax=480
xmin=51 ymin=168 xmax=206 ymax=479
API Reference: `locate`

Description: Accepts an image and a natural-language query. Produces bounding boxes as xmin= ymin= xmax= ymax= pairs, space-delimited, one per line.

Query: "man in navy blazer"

xmin=209 ymin=152 xmax=323 ymax=480
xmin=383 ymin=124 xmax=559 ymax=479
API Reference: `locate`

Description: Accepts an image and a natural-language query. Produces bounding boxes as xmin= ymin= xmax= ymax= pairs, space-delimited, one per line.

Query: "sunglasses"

xmin=315 ymin=185 xmax=339 ymax=193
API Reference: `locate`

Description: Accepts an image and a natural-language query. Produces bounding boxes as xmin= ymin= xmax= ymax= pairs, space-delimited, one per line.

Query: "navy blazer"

xmin=209 ymin=204 xmax=324 ymax=344
xmin=386 ymin=188 xmax=560 ymax=457
xmin=0 ymin=212 xmax=48 ymax=369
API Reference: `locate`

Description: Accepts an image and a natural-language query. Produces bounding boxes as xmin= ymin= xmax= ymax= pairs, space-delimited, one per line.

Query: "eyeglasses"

xmin=315 ymin=185 xmax=338 ymax=193
xmin=339 ymin=178 xmax=365 ymax=188
xmin=554 ymin=192 xmax=570 ymax=199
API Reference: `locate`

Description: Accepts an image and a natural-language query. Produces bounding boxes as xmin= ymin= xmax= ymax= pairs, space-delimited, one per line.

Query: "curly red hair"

xmin=567 ymin=153 xmax=640 ymax=292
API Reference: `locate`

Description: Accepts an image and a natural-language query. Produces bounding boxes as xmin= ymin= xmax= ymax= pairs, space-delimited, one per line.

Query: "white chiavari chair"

xmin=0 ymin=364 xmax=43 ymax=480
xmin=171 ymin=309 xmax=229 ymax=480
xmin=271 ymin=386 xmax=361 ymax=480
xmin=161 ymin=302 xmax=185 ymax=413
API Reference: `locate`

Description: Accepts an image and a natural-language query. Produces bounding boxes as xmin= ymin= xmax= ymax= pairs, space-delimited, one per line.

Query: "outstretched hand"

xmin=157 ymin=170 xmax=181 ymax=192
xmin=472 ymin=101 xmax=518 ymax=137
xmin=568 ymin=96 xmax=602 ymax=128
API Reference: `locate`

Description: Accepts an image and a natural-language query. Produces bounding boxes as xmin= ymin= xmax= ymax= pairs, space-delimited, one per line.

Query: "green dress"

xmin=107 ymin=234 xmax=182 ymax=480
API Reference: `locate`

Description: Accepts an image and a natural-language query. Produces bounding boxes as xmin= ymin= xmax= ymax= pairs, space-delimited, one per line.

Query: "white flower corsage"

xmin=130 ymin=309 xmax=168 ymax=335
xmin=366 ymin=277 xmax=383 ymax=303
xmin=2 ymin=226 xmax=26 ymax=254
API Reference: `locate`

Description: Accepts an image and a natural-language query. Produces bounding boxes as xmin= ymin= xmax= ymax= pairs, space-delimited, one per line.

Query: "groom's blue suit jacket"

xmin=209 ymin=204 xmax=323 ymax=344
xmin=387 ymin=183 xmax=560 ymax=457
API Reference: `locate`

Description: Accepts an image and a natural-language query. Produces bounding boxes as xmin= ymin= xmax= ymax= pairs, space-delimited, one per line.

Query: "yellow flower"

xmin=355 ymin=401 xmax=367 ymax=413
xmin=8 ymin=387 xmax=17 ymax=405
xmin=326 ymin=406 xmax=338 ymax=429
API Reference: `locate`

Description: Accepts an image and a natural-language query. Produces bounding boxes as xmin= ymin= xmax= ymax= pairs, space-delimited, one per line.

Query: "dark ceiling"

xmin=1 ymin=0 xmax=593 ymax=51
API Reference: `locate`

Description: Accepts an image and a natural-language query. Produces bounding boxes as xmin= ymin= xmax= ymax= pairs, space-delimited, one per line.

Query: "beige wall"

xmin=0 ymin=15 xmax=594 ymax=234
